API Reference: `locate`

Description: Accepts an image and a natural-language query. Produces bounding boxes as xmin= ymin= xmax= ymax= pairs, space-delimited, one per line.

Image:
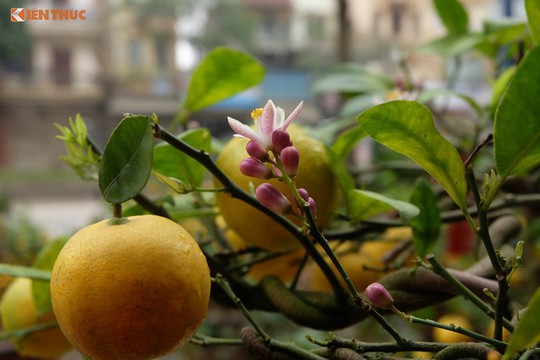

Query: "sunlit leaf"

xmin=32 ymin=237 xmax=68 ymax=316
xmin=340 ymin=94 xmax=379 ymax=117
xmin=494 ymin=46 xmax=540 ymax=179
xmin=433 ymin=0 xmax=468 ymax=35
xmin=526 ymin=0 xmax=540 ymax=44
xmin=408 ymin=178 xmax=441 ymax=257
xmin=153 ymin=128 xmax=211 ymax=187
xmin=502 ymin=287 xmax=540 ymax=360
xmin=491 ymin=66 xmax=516 ymax=110
xmin=357 ymin=101 xmax=468 ymax=210
xmin=418 ymin=89 xmax=482 ymax=115
xmin=99 ymin=115 xmax=153 ymax=204
xmin=348 ymin=189 xmax=419 ymax=223
xmin=312 ymin=64 xmax=393 ymax=95
xmin=184 ymin=47 xmax=265 ymax=112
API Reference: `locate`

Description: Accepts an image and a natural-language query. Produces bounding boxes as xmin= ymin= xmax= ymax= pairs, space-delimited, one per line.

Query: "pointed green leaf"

xmin=153 ymin=128 xmax=211 ymax=187
xmin=357 ymin=101 xmax=467 ymax=210
xmin=409 ymin=178 xmax=441 ymax=257
xmin=433 ymin=0 xmax=468 ymax=35
xmin=526 ymin=0 xmax=540 ymax=44
xmin=184 ymin=47 xmax=265 ymax=112
xmin=502 ymin=287 xmax=540 ymax=360
xmin=0 ymin=264 xmax=51 ymax=281
xmin=99 ymin=115 xmax=153 ymax=204
xmin=348 ymin=189 xmax=419 ymax=223
xmin=31 ymin=237 xmax=68 ymax=316
xmin=419 ymin=33 xmax=484 ymax=57
xmin=494 ymin=46 xmax=540 ymax=179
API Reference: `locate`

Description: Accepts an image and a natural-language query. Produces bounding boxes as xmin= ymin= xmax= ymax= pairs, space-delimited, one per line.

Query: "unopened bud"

xmin=240 ymin=158 xmax=272 ymax=179
xmin=246 ymin=140 xmax=270 ymax=162
xmin=272 ymin=129 xmax=292 ymax=153
xmin=255 ymin=183 xmax=291 ymax=214
xmin=365 ymin=282 xmax=394 ymax=309
xmin=280 ymin=146 xmax=299 ymax=177
xmin=297 ymin=188 xmax=310 ymax=201
xmin=307 ymin=197 xmax=317 ymax=217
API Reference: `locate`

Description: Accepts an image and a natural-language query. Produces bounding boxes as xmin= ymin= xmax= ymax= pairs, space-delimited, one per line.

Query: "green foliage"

xmin=31 ymin=237 xmax=68 ymax=317
xmin=0 ymin=264 xmax=51 ymax=281
xmin=153 ymin=128 xmax=211 ymax=188
xmin=408 ymin=178 xmax=441 ymax=258
xmin=184 ymin=47 xmax=265 ymax=112
xmin=0 ymin=1 xmax=31 ymax=64
xmin=357 ymin=101 xmax=468 ymax=211
xmin=331 ymin=126 xmax=368 ymax=161
xmin=502 ymin=288 xmax=540 ymax=360
xmin=419 ymin=33 xmax=484 ymax=58
xmin=325 ymin=148 xmax=355 ymax=205
xmin=99 ymin=115 xmax=153 ymax=204
xmin=433 ymin=0 xmax=468 ymax=35
xmin=312 ymin=64 xmax=394 ymax=95
xmin=348 ymin=189 xmax=419 ymax=224
xmin=526 ymin=0 xmax=540 ymax=44
xmin=494 ymin=46 xmax=540 ymax=180
xmin=55 ymin=114 xmax=100 ymax=181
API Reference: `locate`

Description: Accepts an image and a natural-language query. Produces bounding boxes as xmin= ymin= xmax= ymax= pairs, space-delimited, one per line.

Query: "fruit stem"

xmin=107 ymin=203 xmax=129 ymax=225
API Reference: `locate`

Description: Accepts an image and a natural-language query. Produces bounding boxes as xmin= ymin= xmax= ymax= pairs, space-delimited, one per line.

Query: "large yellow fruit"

xmin=432 ymin=314 xmax=473 ymax=343
xmin=0 ymin=277 xmax=72 ymax=359
xmin=50 ymin=215 xmax=211 ymax=360
xmin=215 ymin=126 xmax=340 ymax=251
xmin=310 ymin=227 xmax=414 ymax=293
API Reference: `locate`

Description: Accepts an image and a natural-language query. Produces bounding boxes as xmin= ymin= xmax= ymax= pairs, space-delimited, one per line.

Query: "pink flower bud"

xmin=365 ymin=282 xmax=394 ymax=309
xmin=239 ymin=158 xmax=272 ymax=179
xmin=297 ymin=188 xmax=310 ymax=202
xmin=246 ymin=140 xmax=270 ymax=162
xmin=280 ymin=146 xmax=299 ymax=177
xmin=307 ymin=197 xmax=317 ymax=217
xmin=272 ymin=129 xmax=292 ymax=153
xmin=255 ymin=183 xmax=291 ymax=214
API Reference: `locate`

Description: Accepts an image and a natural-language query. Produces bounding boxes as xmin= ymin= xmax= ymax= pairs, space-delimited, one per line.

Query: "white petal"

xmin=274 ymin=107 xmax=286 ymax=129
xmin=228 ymin=117 xmax=261 ymax=142
xmin=261 ymin=100 xmax=276 ymax=138
xmin=283 ymin=101 xmax=303 ymax=130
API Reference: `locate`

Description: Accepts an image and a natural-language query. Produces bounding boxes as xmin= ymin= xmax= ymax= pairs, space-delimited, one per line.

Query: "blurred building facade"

xmin=0 ymin=0 xmax=528 ymax=177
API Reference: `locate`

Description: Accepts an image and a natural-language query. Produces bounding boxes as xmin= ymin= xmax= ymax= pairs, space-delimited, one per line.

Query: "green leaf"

xmin=312 ymin=64 xmax=393 ymax=95
xmin=0 ymin=264 xmax=51 ymax=281
xmin=326 ymin=148 xmax=355 ymax=205
xmin=348 ymin=189 xmax=419 ymax=223
xmin=433 ymin=0 xmax=469 ymax=34
xmin=494 ymin=46 xmax=540 ymax=179
xmin=491 ymin=66 xmax=516 ymax=110
xmin=340 ymin=94 xmax=380 ymax=117
xmin=502 ymin=287 xmax=540 ymax=360
xmin=153 ymin=128 xmax=211 ymax=187
xmin=408 ymin=178 xmax=441 ymax=257
xmin=99 ymin=115 xmax=153 ymax=204
xmin=184 ymin=47 xmax=265 ymax=112
xmin=357 ymin=101 xmax=468 ymax=210
xmin=31 ymin=237 xmax=68 ymax=316
xmin=433 ymin=0 xmax=468 ymax=35
xmin=484 ymin=19 xmax=529 ymax=45
xmin=526 ymin=0 xmax=540 ymax=44
xmin=331 ymin=126 xmax=368 ymax=161
xmin=418 ymin=89 xmax=482 ymax=115
xmin=419 ymin=33 xmax=484 ymax=57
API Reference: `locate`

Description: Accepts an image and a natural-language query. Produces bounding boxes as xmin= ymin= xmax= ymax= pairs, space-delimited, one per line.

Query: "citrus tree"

xmin=1 ymin=1 xmax=540 ymax=359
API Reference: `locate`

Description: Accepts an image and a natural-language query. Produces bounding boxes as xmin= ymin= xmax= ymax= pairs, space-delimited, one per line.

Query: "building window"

xmin=128 ymin=39 xmax=142 ymax=69
xmin=51 ymin=48 xmax=71 ymax=85
xmin=390 ymin=3 xmax=405 ymax=36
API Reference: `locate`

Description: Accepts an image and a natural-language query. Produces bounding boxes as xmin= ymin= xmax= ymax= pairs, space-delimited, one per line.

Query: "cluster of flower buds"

xmin=227 ymin=100 xmax=316 ymax=217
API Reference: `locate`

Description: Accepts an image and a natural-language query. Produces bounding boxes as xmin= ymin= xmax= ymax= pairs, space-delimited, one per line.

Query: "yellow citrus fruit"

xmin=50 ymin=215 xmax=211 ymax=360
xmin=432 ymin=314 xmax=473 ymax=343
xmin=215 ymin=126 xmax=340 ymax=251
xmin=225 ymin=226 xmax=305 ymax=283
xmin=310 ymin=227 xmax=414 ymax=293
xmin=0 ymin=277 xmax=72 ymax=359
